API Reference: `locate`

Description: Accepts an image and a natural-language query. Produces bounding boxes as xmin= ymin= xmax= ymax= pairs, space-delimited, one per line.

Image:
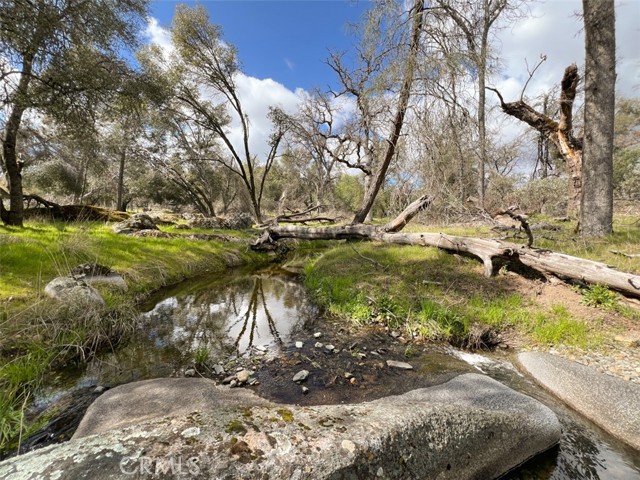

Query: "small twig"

xmin=610 ymin=250 xmax=640 ymax=258
xmin=350 ymin=245 xmax=386 ymax=270
xmin=521 ymin=54 xmax=547 ymax=101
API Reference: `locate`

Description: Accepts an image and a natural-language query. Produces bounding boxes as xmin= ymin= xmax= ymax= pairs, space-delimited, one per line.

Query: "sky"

xmin=149 ymin=0 xmax=370 ymax=92
xmin=146 ymin=0 xmax=640 ymax=160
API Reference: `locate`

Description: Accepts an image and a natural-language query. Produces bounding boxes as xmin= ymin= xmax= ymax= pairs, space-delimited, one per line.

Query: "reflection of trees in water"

xmin=507 ymin=417 xmax=609 ymax=480
xmin=82 ymin=274 xmax=311 ymax=384
xmin=226 ymin=276 xmax=284 ymax=354
xmin=553 ymin=419 xmax=607 ymax=480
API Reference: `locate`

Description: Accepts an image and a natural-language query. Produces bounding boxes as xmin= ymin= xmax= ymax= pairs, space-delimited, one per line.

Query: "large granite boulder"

xmin=518 ymin=351 xmax=640 ymax=450
xmin=112 ymin=213 xmax=159 ymax=235
xmin=43 ymin=277 xmax=105 ymax=307
xmin=0 ymin=374 xmax=561 ymax=479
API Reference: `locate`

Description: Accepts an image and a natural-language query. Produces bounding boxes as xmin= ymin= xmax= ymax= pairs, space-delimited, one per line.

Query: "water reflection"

xmin=80 ymin=270 xmax=314 ymax=386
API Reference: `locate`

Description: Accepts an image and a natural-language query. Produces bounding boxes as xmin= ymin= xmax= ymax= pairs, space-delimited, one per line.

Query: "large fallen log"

xmin=253 ymin=226 xmax=640 ymax=299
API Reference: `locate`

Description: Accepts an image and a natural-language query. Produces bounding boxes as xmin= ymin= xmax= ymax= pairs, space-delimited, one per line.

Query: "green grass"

xmin=304 ymin=242 xmax=613 ymax=348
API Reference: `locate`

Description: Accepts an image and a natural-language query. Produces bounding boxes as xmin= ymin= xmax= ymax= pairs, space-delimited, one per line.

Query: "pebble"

xmin=229 ymin=380 xmax=238 ymax=388
xmin=386 ymin=360 xmax=413 ymax=370
xmin=255 ymin=345 xmax=267 ymax=352
xmin=295 ymin=341 xmax=304 ymax=349
xmin=93 ymin=386 xmax=107 ymax=394
xmin=541 ymin=344 xmax=640 ymax=385
xmin=222 ymin=375 xmax=235 ymax=384
xmin=344 ymin=372 xmax=354 ymax=379
xmin=350 ymin=377 xmax=357 ymax=384
xmin=390 ymin=331 xmax=401 ymax=338
xmin=302 ymin=386 xmax=309 ymax=394
xmin=293 ymin=370 xmax=309 ymax=383
xmin=357 ymin=353 xmax=367 ymax=360
xmin=184 ymin=368 xmax=196 ymax=377
xmin=214 ymin=364 xmax=225 ymax=375
xmin=236 ymin=369 xmax=251 ymax=384
xmin=325 ymin=344 xmax=335 ymax=352
xmin=314 ymin=332 xmax=322 ymax=338
xmin=315 ymin=342 xmax=324 ymax=348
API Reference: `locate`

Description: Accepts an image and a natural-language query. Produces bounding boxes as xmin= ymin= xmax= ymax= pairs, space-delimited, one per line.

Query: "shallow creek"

xmin=12 ymin=268 xmax=640 ymax=478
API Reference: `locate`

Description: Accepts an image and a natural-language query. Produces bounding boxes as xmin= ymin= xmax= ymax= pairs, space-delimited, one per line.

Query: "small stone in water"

xmin=386 ymin=359 xmax=413 ymax=370
xmin=185 ymin=368 xmax=196 ymax=377
xmin=325 ymin=344 xmax=335 ymax=352
xmin=293 ymin=370 xmax=309 ymax=383
xmin=237 ymin=369 xmax=251 ymax=383
xmin=295 ymin=341 xmax=304 ymax=349
xmin=302 ymin=386 xmax=309 ymax=394
xmin=314 ymin=342 xmax=324 ymax=348
xmin=314 ymin=332 xmax=322 ymax=338
xmin=93 ymin=386 xmax=107 ymax=394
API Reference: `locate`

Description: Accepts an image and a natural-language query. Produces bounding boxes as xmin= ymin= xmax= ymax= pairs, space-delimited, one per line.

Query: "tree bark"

xmin=580 ymin=0 xmax=615 ymax=236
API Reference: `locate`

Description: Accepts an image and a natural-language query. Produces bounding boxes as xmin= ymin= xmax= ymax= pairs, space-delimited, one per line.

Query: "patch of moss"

xmin=276 ymin=408 xmax=294 ymax=422
xmin=225 ymin=419 xmax=247 ymax=435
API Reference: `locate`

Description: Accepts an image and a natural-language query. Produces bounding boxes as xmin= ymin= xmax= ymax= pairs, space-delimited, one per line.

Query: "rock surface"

xmin=0 ymin=374 xmax=560 ymax=480
xmin=43 ymin=277 xmax=105 ymax=307
xmin=112 ymin=213 xmax=159 ymax=234
xmin=517 ymin=351 xmax=640 ymax=450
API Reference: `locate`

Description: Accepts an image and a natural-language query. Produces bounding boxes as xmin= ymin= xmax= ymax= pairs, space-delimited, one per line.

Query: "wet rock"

xmin=44 ymin=277 xmax=105 ymax=307
xmin=314 ymin=342 xmax=323 ymax=349
xmin=295 ymin=341 xmax=304 ymax=349
xmin=93 ymin=386 xmax=107 ymax=394
xmin=255 ymin=345 xmax=267 ymax=352
xmin=325 ymin=344 xmax=335 ymax=352
xmin=387 ymin=360 xmax=413 ymax=370
xmin=1 ymin=375 xmax=561 ymax=480
xmin=314 ymin=332 xmax=322 ymax=338
xmin=292 ymin=370 xmax=309 ymax=383
xmin=518 ymin=351 xmax=640 ymax=450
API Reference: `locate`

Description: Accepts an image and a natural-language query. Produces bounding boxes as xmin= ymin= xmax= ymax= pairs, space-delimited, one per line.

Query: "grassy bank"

xmin=0 ymin=219 xmax=266 ymax=452
xmin=303 ymin=216 xmax=640 ymax=351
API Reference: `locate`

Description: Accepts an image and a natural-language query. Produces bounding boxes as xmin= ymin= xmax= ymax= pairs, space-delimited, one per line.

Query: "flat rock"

xmin=292 ymin=370 xmax=309 ymax=383
xmin=44 ymin=277 xmax=105 ymax=307
xmin=0 ymin=374 xmax=560 ymax=480
xmin=387 ymin=359 xmax=413 ymax=370
xmin=112 ymin=213 xmax=159 ymax=235
xmin=517 ymin=351 xmax=640 ymax=450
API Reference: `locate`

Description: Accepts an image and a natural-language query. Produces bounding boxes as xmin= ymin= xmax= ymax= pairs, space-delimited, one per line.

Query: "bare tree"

xmin=435 ymin=0 xmax=517 ymax=207
xmin=488 ymin=64 xmax=584 ymax=216
xmin=580 ymin=0 xmax=615 ymax=236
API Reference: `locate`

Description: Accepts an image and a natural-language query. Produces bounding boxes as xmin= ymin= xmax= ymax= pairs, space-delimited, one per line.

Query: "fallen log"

xmin=253 ymin=226 xmax=640 ymax=299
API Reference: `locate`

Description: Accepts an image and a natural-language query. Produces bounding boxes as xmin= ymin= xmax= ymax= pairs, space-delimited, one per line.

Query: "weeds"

xmin=579 ymin=284 xmax=618 ymax=309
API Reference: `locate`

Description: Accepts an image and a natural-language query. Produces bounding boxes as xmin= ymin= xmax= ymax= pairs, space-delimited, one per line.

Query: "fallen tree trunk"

xmin=253 ymin=226 xmax=640 ymax=299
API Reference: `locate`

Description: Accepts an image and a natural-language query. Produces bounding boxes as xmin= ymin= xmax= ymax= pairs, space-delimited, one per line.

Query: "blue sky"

xmin=149 ymin=0 xmax=372 ymax=92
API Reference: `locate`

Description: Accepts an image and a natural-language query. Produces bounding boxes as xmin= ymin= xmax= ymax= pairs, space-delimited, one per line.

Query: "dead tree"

xmin=487 ymin=64 xmax=583 ymax=217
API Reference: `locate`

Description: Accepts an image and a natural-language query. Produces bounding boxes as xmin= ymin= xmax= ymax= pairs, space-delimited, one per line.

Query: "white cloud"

xmin=226 ymin=74 xmax=304 ymax=159
xmin=145 ymin=17 xmax=174 ymax=56
xmin=284 ymin=58 xmax=295 ymax=71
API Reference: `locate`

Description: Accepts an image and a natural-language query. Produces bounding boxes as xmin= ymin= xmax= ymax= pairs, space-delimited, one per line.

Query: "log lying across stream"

xmin=253 ymin=225 xmax=640 ymax=299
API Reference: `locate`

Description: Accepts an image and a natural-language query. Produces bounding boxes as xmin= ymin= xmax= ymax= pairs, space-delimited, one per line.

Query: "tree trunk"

xmin=477 ymin=41 xmax=488 ymax=206
xmin=489 ymin=64 xmax=583 ymax=218
xmin=580 ymin=0 xmax=615 ymax=236
xmin=255 ymin=226 xmax=640 ymax=299
xmin=351 ymin=0 xmax=424 ymax=224
xmin=116 ymin=149 xmax=126 ymax=212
